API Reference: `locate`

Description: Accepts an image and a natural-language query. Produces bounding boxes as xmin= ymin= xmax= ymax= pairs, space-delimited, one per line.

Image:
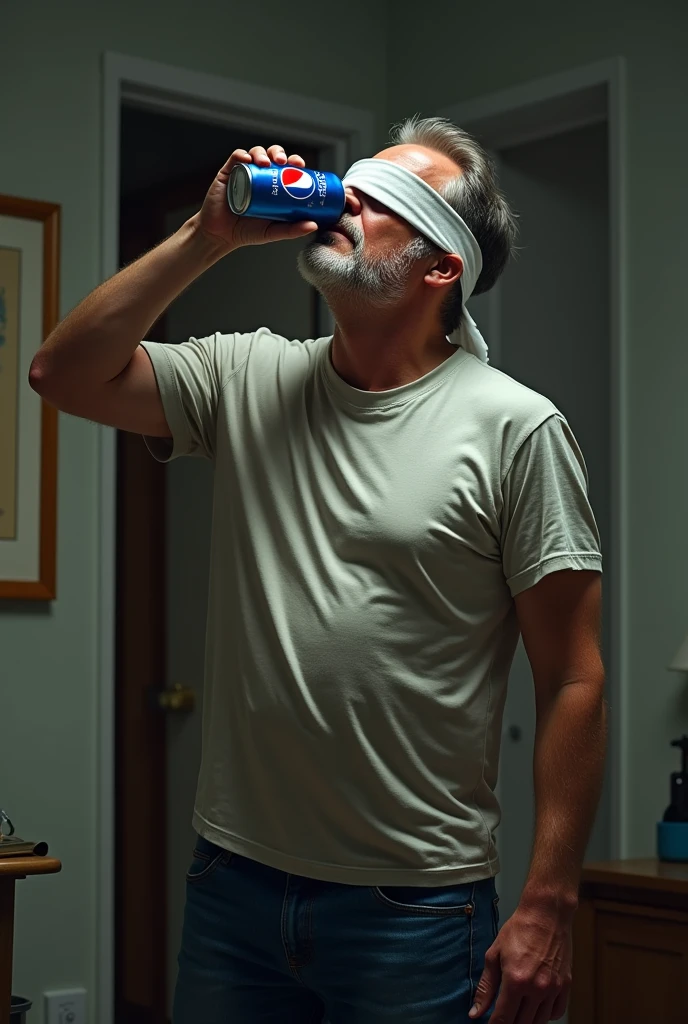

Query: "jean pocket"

xmin=186 ymin=837 xmax=230 ymax=884
xmin=370 ymin=882 xmax=475 ymax=916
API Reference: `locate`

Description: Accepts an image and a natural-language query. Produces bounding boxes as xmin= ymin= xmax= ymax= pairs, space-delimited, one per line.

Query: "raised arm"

xmin=29 ymin=145 xmax=318 ymax=435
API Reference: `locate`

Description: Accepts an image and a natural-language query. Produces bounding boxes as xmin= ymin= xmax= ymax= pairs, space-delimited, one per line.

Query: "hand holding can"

xmin=195 ymin=145 xmax=321 ymax=252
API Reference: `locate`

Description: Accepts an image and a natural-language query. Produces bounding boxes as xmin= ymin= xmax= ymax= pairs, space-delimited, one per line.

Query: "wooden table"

xmin=0 ymin=856 xmax=61 ymax=1024
xmin=570 ymin=858 xmax=688 ymax=1024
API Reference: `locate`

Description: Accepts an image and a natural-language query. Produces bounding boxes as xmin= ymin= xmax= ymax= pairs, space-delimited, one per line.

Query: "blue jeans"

xmin=173 ymin=835 xmax=499 ymax=1023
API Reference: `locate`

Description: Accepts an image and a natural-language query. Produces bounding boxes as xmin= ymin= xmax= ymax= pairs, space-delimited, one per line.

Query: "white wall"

xmin=0 ymin=1 xmax=386 ymax=1016
xmin=389 ymin=0 xmax=688 ymax=857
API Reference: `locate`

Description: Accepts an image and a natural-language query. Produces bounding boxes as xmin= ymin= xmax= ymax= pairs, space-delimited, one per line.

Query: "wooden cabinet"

xmin=570 ymin=859 xmax=688 ymax=1024
xmin=0 ymin=856 xmax=62 ymax=1024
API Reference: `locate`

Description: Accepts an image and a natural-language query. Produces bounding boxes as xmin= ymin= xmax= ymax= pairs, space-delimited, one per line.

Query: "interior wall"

xmin=0 ymin=1 xmax=386 ymax=1016
xmin=388 ymin=0 xmax=688 ymax=859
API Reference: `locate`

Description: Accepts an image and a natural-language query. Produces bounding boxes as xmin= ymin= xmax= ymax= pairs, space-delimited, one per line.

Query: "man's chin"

xmin=297 ymin=260 xmax=349 ymax=301
xmin=297 ymin=268 xmax=334 ymax=297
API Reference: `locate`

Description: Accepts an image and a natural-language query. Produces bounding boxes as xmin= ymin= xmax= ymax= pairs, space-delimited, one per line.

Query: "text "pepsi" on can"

xmin=227 ymin=163 xmax=346 ymax=226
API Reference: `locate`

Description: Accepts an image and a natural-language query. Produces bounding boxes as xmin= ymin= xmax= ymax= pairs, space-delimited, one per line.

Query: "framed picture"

xmin=0 ymin=195 xmax=59 ymax=600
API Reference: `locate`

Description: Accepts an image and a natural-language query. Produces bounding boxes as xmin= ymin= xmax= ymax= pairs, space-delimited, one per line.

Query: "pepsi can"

xmin=227 ymin=163 xmax=345 ymax=226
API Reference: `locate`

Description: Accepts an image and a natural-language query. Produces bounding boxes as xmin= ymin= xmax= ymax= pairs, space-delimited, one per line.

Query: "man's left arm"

xmin=470 ymin=567 xmax=607 ymax=1024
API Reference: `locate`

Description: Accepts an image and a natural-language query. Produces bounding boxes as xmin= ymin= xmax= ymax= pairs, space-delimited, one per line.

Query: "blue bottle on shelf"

xmin=657 ymin=735 xmax=688 ymax=862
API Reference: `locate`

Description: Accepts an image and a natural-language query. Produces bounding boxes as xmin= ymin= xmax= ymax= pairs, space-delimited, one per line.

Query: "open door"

xmin=115 ymin=132 xmax=319 ymax=1022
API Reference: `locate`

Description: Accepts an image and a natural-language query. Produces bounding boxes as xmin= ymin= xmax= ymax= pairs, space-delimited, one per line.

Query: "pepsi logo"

xmin=280 ymin=167 xmax=316 ymax=200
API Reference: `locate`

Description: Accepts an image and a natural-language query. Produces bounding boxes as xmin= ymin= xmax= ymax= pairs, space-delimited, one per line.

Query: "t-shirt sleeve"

xmin=140 ymin=332 xmax=253 ymax=462
xmin=500 ymin=413 xmax=603 ymax=597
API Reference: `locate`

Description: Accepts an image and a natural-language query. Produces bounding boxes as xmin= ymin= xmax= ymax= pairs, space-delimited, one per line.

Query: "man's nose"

xmin=344 ymin=186 xmax=362 ymax=217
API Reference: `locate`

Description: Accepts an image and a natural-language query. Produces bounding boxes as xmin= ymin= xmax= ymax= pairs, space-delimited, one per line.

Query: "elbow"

xmin=29 ymin=355 xmax=63 ymax=406
xmin=28 ymin=355 xmax=52 ymax=398
xmin=29 ymin=356 xmax=68 ymax=411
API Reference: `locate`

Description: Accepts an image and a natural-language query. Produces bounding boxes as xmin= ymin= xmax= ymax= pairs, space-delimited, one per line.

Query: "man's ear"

xmin=424 ymin=253 xmax=464 ymax=291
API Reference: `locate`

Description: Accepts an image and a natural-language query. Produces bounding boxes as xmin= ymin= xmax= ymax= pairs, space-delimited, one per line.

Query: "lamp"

xmin=669 ymin=631 xmax=688 ymax=672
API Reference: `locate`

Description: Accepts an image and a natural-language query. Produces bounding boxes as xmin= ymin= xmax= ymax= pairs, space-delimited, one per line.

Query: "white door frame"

xmin=441 ymin=56 xmax=628 ymax=860
xmin=98 ymin=51 xmax=375 ymax=1024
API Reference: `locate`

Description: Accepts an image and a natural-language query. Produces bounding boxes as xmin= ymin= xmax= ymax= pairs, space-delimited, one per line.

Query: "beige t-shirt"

xmin=141 ymin=329 xmax=602 ymax=886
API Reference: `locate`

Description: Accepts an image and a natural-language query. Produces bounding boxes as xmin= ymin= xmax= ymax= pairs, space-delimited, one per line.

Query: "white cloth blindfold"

xmin=342 ymin=158 xmax=489 ymax=363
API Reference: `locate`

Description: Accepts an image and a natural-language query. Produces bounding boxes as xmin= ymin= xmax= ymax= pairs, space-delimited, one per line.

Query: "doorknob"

xmin=157 ymin=684 xmax=196 ymax=712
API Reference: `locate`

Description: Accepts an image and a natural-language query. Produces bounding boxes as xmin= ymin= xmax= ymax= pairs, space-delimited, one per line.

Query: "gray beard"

xmin=297 ymin=215 xmax=433 ymax=309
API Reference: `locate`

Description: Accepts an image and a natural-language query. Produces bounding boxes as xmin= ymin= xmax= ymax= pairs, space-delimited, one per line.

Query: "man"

xmin=30 ymin=116 xmax=606 ymax=1024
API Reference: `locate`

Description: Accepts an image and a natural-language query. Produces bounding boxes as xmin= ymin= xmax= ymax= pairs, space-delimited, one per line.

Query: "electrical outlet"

xmin=44 ymin=989 xmax=87 ymax=1024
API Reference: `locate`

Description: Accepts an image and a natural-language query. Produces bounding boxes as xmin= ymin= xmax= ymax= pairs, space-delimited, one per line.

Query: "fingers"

xmin=470 ymin=946 xmax=502 ymax=1019
xmin=264 ymin=219 xmax=319 ymax=243
xmin=550 ymin=987 xmax=570 ymax=1020
xmin=494 ymin=977 xmax=566 ymax=1024
xmin=218 ymin=148 xmax=251 ymax=174
xmin=265 ymin=145 xmax=285 ymax=164
xmin=529 ymin=996 xmax=557 ymax=1024
xmin=265 ymin=145 xmax=306 ymax=167
xmin=248 ymin=145 xmax=271 ymax=166
xmin=251 ymin=145 xmax=307 ymax=167
xmin=488 ymin=988 xmax=523 ymax=1024
xmin=219 ymin=145 xmax=307 ymax=179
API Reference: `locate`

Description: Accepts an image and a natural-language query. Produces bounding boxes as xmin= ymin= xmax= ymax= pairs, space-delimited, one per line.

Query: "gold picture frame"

xmin=0 ymin=195 xmax=59 ymax=600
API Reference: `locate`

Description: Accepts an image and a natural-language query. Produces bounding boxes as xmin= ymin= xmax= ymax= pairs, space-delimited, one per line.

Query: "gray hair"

xmin=389 ymin=115 xmax=518 ymax=333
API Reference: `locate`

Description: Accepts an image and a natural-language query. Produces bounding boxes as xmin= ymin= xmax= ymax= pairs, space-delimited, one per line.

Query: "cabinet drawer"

xmin=596 ymin=909 xmax=688 ymax=1023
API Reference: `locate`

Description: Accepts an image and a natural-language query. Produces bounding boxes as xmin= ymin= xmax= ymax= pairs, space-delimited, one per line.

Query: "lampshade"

xmin=669 ymin=631 xmax=688 ymax=672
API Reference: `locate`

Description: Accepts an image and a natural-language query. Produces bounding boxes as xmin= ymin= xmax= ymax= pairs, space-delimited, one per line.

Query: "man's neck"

xmin=328 ymin=304 xmax=455 ymax=393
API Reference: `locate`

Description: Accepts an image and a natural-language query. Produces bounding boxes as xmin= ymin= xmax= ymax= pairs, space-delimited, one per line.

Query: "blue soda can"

xmin=227 ymin=162 xmax=345 ymax=225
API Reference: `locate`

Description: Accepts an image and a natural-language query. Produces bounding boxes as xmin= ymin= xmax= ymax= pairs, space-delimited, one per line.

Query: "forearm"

xmin=521 ymin=676 xmax=607 ymax=915
xmin=30 ymin=214 xmax=231 ymax=392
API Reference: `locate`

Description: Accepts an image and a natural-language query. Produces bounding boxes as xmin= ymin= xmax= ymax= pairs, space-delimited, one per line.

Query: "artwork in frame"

xmin=0 ymin=195 xmax=59 ymax=600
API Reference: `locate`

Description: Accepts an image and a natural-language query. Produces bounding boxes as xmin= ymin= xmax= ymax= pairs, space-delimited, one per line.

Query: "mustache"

xmin=316 ymin=214 xmax=363 ymax=247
